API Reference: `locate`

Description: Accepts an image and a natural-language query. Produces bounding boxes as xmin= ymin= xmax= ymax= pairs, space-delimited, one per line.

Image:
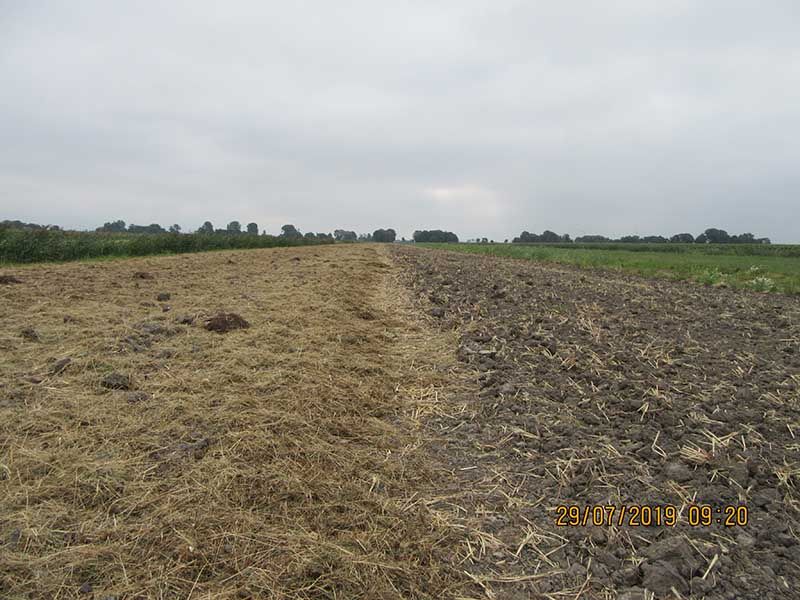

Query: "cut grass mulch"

xmin=0 ymin=245 xmax=477 ymax=599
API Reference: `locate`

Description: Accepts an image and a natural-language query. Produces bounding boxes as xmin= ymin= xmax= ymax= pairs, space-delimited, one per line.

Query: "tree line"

xmin=91 ymin=220 xmax=407 ymax=242
xmin=512 ymin=228 xmax=771 ymax=244
xmin=3 ymin=219 xmax=775 ymax=246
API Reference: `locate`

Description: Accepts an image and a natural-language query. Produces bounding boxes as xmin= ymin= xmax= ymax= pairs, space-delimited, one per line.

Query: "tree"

xmin=358 ymin=233 xmax=373 ymax=242
xmin=512 ymin=231 xmax=539 ymax=243
xmin=245 ymin=222 xmax=258 ymax=235
xmin=731 ymin=232 xmax=755 ymax=243
xmin=670 ymin=233 xmax=694 ymax=243
xmin=2 ymin=220 xmax=46 ymax=231
xmin=280 ymin=224 xmax=302 ymax=239
xmin=334 ymin=229 xmax=357 ymax=241
xmin=198 ymin=221 xmax=214 ymax=234
xmin=575 ymin=235 xmax=611 ymax=243
xmin=703 ymin=228 xmax=730 ymax=243
xmin=512 ymin=230 xmax=570 ymax=243
xmin=227 ymin=221 xmax=242 ymax=234
xmin=372 ymin=228 xmax=397 ymax=243
xmin=169 ymin=224 xmax=181 ymax=234
xmin=128 ymin=223 xmax=166 ymax=234
xmin=97 ymin=220 xmax=126 ymax=233
xmin=641 ymin=235 xmax=667 ymax=243
xmin=413 ymin=230 xmax=459 ymax=243
xmin=540 ymin=230 xmax=561 ymax=243
xmin=695 ymin=233 xmax=708 ymax=244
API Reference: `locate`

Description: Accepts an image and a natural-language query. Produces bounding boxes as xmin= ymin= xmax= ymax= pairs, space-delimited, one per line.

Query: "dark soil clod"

xmin=156 ymin=292 xmax=171 ymax=301
xmin=133 ymin=271 xmax=154 ymax=280
xmin=50 ymin=357 xmax=72 ymax=375
xmin=126 ymin=391 xmax=151 ymax=403
xmin=0 ymin=275 xmax=23 ymax=284
xmin=203 ymin=312 xmax=250 ymax=333
xmin=20 ymin=327 xmax=40 ymax=342
xmin=101 ymin=372 xmax=133 ymax=390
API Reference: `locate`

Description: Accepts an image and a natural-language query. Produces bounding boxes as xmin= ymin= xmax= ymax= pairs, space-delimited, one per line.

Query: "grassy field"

xmin=0 ymin=227 xmax=328 ymax=264
xmin=420 ymin=242 xmax=800 ymax=294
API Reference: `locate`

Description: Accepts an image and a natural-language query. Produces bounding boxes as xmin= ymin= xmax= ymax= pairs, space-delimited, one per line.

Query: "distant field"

xmin=0 ymin=228 xmax=327 ymax=264
xmin=421 ymin=242 xmax=800 ymax=294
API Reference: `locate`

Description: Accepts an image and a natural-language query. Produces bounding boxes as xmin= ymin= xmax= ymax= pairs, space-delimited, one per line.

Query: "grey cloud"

xmin=1 ymin=1 xmax=799 ymax=241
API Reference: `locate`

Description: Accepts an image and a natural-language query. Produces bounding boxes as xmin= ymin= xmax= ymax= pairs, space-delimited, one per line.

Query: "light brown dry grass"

xmin=0 ymin=245 xmax=476 ymax=599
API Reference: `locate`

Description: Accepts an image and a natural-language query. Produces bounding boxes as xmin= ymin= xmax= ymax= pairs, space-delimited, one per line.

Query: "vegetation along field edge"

xmin=421 ymin=242 xmax=800 ymax=295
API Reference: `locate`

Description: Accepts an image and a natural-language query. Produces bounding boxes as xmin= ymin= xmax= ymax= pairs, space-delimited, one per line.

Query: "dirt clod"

xmin=642 ymin=560 xmax=687 ymax=595
xmin=204 ymin=312 xmax=250 ymax=333
xmin=156 ymin=292 xmax=171 ymax=301
xmin=50 ymin=357 xmax=72 ymax=375
xmin=20 ymin=327 xmax=40 ymax=342
xmin=0 ymin=275 xmax=23 ymax=284
xmin=126 ymin=391 xmax=150 ymax=403
xmin=100 ymin=372 xmax=133 ymax=390
xmin=133 ymin=271 xmax=154 ymax=279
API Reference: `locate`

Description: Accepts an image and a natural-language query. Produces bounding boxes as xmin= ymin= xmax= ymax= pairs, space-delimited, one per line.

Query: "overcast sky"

xmin=2 ymin=1 xmax=799 ymax=241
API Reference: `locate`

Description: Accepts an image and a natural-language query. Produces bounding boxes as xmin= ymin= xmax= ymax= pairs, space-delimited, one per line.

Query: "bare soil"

xmin=392 ymin=245 xmax=800 ymax=600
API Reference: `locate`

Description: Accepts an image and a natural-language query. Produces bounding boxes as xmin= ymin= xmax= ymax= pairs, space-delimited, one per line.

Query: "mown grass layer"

xmin=0 ymin=245 xmax=474 ymax=598
xmin=0 ymin=228 xmax=328 ymax=264
xmin=421 ymin=243 xmax=800 ymax=294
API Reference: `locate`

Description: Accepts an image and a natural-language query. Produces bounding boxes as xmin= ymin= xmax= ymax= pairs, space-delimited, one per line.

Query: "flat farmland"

xmin=423 ymin=243 xmax=800 ymax=294
xmin=2 ymin=244 xmax=799 ymax=599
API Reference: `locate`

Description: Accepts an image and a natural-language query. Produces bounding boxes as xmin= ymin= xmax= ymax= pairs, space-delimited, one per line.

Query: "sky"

xmin=1 ymin=1 xmax=799 ymax=242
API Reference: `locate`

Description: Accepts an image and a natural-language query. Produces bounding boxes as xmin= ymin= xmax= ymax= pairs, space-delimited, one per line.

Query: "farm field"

xmin=0 ymin=227 xmax=328 ymax=264
xmin=422 ymin=243 xmax=800 ymax=294
xmin=2 ymin=244 xmax=800 ymax=599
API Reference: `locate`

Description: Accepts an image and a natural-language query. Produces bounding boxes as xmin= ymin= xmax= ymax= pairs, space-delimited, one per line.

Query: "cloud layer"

xmin=2 ymin=1 xmax=799 ymax=241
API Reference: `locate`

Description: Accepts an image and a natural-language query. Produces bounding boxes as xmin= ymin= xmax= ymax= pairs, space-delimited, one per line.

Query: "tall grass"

xmin=421 ymin=243 xmax=800 ymax=294
xmin=0 ymin=228 xmax=329 ymax=264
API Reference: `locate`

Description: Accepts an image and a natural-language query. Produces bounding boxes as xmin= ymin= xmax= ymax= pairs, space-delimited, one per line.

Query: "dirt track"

xmin=2 ymin=244 xmax=799 ymax=599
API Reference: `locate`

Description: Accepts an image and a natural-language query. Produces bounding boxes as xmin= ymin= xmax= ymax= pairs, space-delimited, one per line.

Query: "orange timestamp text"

xmin=555 ymin=504 xmax=748 ymax=527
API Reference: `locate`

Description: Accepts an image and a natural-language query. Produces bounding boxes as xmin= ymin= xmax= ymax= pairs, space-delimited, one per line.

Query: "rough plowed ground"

xmin=393 ymin=245 xmax=800 ymax=600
